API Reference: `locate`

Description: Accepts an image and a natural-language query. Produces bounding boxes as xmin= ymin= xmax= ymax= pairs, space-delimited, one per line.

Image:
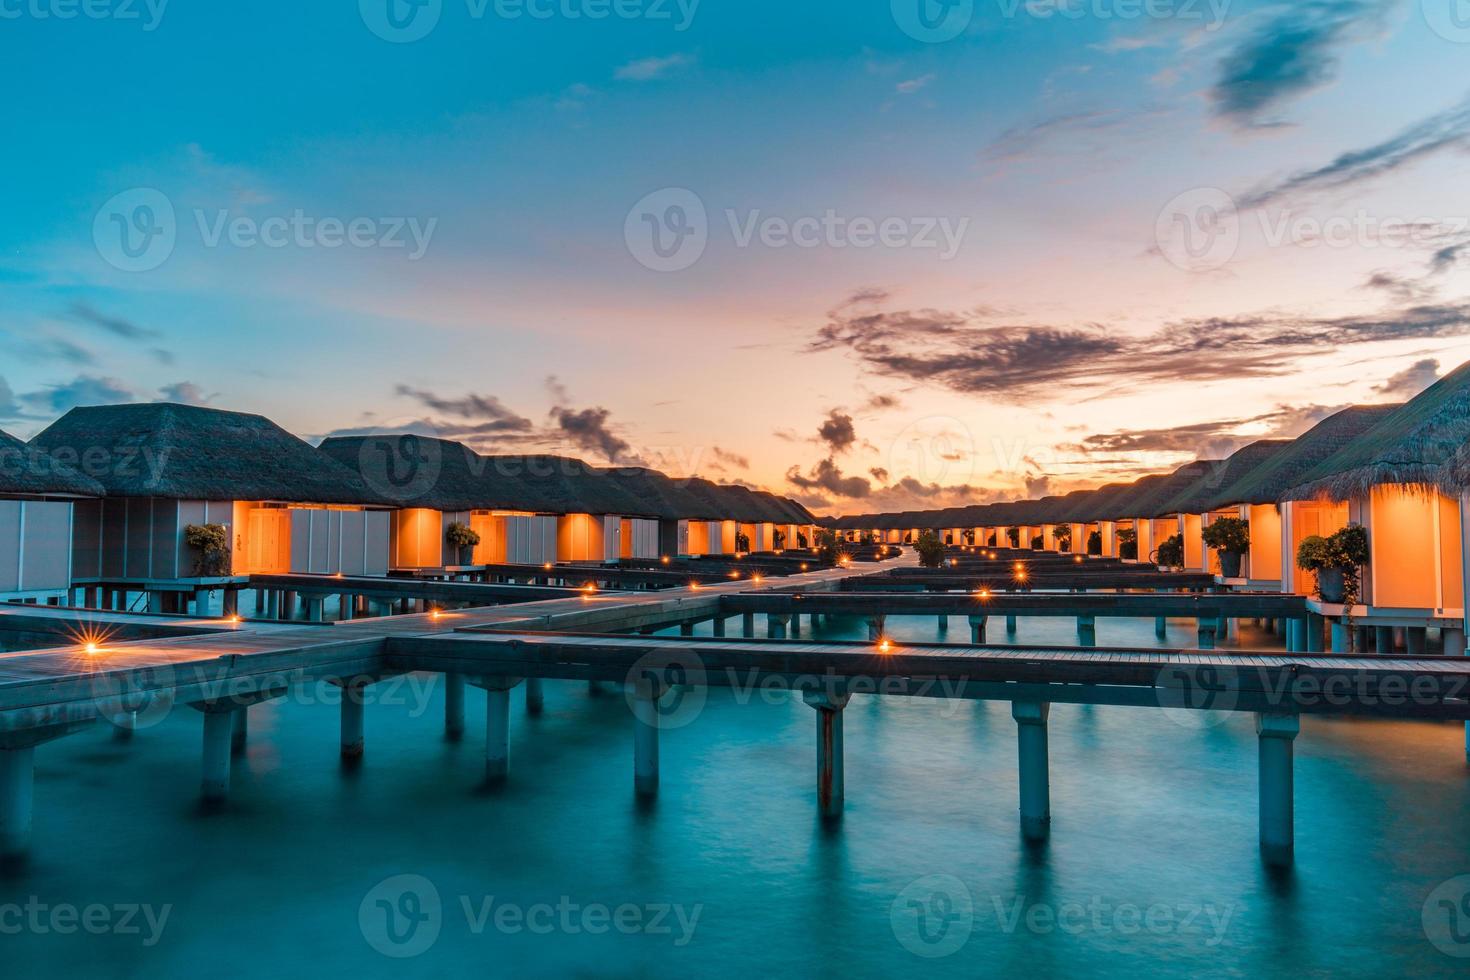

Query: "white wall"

xmin=0 ymin=499 xmax=74 ymax=596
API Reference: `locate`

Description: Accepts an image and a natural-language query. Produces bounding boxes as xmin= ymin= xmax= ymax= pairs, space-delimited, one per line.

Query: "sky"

xmin=2 ymin=0 xmax=1469 ymax=515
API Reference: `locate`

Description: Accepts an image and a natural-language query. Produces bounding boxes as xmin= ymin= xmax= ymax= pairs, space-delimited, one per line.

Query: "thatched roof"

xmin=319 ymin=435 xmax=546 ymax=512
xmin=1157 ymin=440 xmax=1292 ymax=515
xmin=1285 ymin=362 xmax=1470 ymax=501
xmin=0 ymin=429 xmax=105 ymax=497
xmin=31 ymin=404 xmax=386 ymax=504
xmin=1203 ymin=406 xmax=1399 ymax=507
xmin=1111 ymin=460 xmax=1225 ymax=519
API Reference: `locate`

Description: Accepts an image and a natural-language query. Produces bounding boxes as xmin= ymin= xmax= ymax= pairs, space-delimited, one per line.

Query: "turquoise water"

xmin=4 ymin=614 xmax=1470 ymax=978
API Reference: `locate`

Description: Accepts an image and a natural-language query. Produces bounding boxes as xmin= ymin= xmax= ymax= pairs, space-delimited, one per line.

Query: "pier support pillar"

xmin=1077 ymin=615 xmax=1096 ymax=647
xmin=0 ymin=747 xmax=35 ymax=861
xmin=1330 ymin=621 xmax=1349 ymax=653
xmin=307 ymin=598 xmax=324 ymax=623
xmin=1012 ymin=701 xmax=1051 ymax=841
xmin=968 ymin=615 xmax=987 ymax=645
xmin=525 ymin=677 xmax=544 ymax=716
xmin=742 ymin=613 xmax=755 ymax=638
xmin=803 ymin=686 xmax=851 ymax=821
xmin=341 ymin=684 xmax=366 ymax=760
xmin=1197 ymin=621 xmax=1217 ymax=650
xmin=679 ymin=622 xmax=694 ymax=637
xmin=711 ymin=617 xmax=726 ymax=638
xmin=266 ymin=590 xmax=280 ymax=620
xmin=472 ymin=679 xmax=522 ymax=783
xmin=282 ymin=591 xmax=297 ymax=621
xmin=1406 ymin=627 xmax=1428 ymax=657
xmin=231 ymin=707 xmax=249 ymax=756
xmin=630 ymin=674 xmax=665 ymax=798
xmin=1006 ymin=615 xmax=1018 ymax=636
xmin=201 ymin=709 xmax=235 ymax=803
xmin=444 ymin=673 xmax=466 ymax=741
xmin=936 ymin=615 xmax=948 ymax=636
xmin=1305 ymin=614 xmax=1325 ymax=653
xmin=222 ymin=587 xmax=239 ymax=618
xmin=866 ymin=616 xmax=886 ymax=642
xmin=767 ymin=614 xmax=790 ymax=640
xmin=1444 ymin=627 xmax=1467 ymax=657
xmin=1155 ymin=616 xmax=1168 ymax=640
xmin=1257 ymin=713 xmax=1300 ymax=866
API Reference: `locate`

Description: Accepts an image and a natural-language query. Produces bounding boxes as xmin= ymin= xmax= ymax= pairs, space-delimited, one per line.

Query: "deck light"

xmin=751 ymin=575 xmax=764 ymax=584
xmin=800 ymin=563 xmax=809 ymax=571
xmin=877 ymin=639 xmax=893 ymax=654
xmin=85 ymin=642 xmax=101 ymax=656
xmin=661 ymin=557 xmax=671 ymax=565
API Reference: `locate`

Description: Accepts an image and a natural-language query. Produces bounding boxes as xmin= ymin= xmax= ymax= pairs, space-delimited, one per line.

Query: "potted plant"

xmin=1155 ymin=534 xmax=1183 ymax=569
xmin=773 ymin=530 xmax=786 ymax=550
xmin=963 ymin=529 xmax=975 ymax=546
xmin=1202 ymin=516 xmax=1251 ymax=578
xmin=797 ymin=531 xmax=809 ymax=548
xmin=1006 ymin=528 xmax=1020 ymax=548
xmin=1296 ymin=524 xmax=1369 ymax=605
xmin=736 ymin=532 xmax=752 ymax=552
xmin=1117 ymin=528 xmax=1138 ymax=560
xmin=184 ymin=523 xmax=230 ymax=576
xmin=915 ymin=530 xmax=946 ymax=568
xmin=445 ymin=522 xmax=481 ymax=565
xmin=1055 ymin=526 xmax=1072 ymax=552
xmin=1086 ymin=530 xmax=1103 ymax=556
xmin=1030 ymin=533 xmax=1044 ymax=550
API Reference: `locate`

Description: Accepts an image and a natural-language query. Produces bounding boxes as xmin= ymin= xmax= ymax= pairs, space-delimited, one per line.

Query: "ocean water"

xmin=4 ymin=614 xmax=1469 ymax=978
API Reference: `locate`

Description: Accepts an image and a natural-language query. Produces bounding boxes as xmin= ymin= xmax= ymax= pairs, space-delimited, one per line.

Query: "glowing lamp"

xmin=877 ymin=639 xmax=893 ymax=654
xmin=85 ymin=642 xmax=101 ymax=656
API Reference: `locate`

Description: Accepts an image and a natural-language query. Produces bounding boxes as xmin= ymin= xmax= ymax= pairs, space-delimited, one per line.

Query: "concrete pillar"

xmin=307 ymin=598 xmax=325 ymax=623
xmin=791 ymin=615 xmax=801 ymax=638
xmin=338 ymin=594 xmax=353 ymax=621
xmin=485 ymin=687 xmax=510 ymax=782
xmin=1005 ymin=615 xmax=1018 ymax=635
xmin=1406 ymin=627 xmax=1428 ymax=657
xmin=1155 ymin=616 xmax=1168 ymax=640
xmin=525 ymin=677 xmax=544 ymax=715
xmin=231 ymin=707 xmax=249 ymax=756
xmin=1285 ymin=618 xmax=1303 ymax=653
xmin=1330 ymin=621 xmax=1349 ymax=653
xmin=0 ymin=747 xmax=35 ymax=860
xmin=223 ymin=587 xmax=239 ymax=618
xmin=803 ymin=689 xmax=851 ymax=820
xmin=1077 ymin=615 xmax=1096 ymax=647
xmin=1012 ymin=702 xmax=1051 ymax=841
xmin=1257 ymin=713 xmax=1300 ymax=866
xmin=254 ymin=589 xmax=265 ymax=614
xmin=1444 ymin=627 xmax=1467 ymax=657
xmin=767 ymin=614 xmax=790 ymax=640
xmin=742 ymin=613 xmax=755 ymax=638
xmin=147 ymin=591 xmax=164 ymax=614
xmin=936 ymin=615 xmax=948 ymax=635
xmin=711 ymin=617 xmax=726 ymax=638
xmin=445 ymin=673 xmax=466 ymax=741
xmin=969 ymin=615 xmax=987 ymax=644
xmin=867 ymin=616 xmax=886 ymax=642
xmin=266 ymin=590 xmax=280 ymax=620
xmin=341 ymin=685 xmax=366 ymax=759
xmin=1198 ymin=621 xmax=1217 ymax=650
xmin=282 ymin=591 xmax=297 ymax=621
xmin=679 ymin=622 xmax=694 ymax=637
xmin=201 ymin=710 xmax=234 ymax=803
xmin=631 ymin=676 xmax=663 ymax=798
xmin=1305 ymin=614 xmax=1325 ymax=653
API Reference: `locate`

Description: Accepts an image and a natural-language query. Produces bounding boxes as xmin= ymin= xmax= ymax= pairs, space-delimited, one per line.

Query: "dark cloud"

xmin=1211 ymin=0 xmax=1388 ymax=128
xmin=711 ymin=446 xmax=750 ymax=470
xmin=785 ymin=457 xmax=872 ymax=499
xmin=817 ymin=410 xmax=857 ymax=454
xmin=1361 ymin=271 xmax=1436 ymax=305
xmin=863 ymin=393 xmax=902 ymax=412
xmin=41 ymin=337 xmax=95 ymax=366
xmin=394 ymin=384 xmax=535 ymax=433
xmin=1374 ymin=358 xmax=1440 ymax=398
xmin=550 ymin=405 xmax=642 ymax=464
xmin=21 ymin=375 xmax=134 ymax=413
xmin=1065 ymin=403 xmax=1346 ymax=459
xmin=68 ymin=302 xmax=159 ymax=340
xmin=869 ymin=466 xmax=890 ymax=483
xmin=1431 ymin=237 xmax=1470 ymax=274
xmin=810 ymin=295 xmax=1470 ymax=402
xmin=1025 ymin=474 xmax=1052 ymax=497
xmin=1240 ymin=92 xmax=1470 ymax=207
xmin=0 ymin=376 xmax=24 ymax=420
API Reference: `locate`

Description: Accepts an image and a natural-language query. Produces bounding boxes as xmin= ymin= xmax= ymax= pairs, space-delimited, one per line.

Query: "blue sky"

xmin=3 ymin=0 xmax=1469 ymax=512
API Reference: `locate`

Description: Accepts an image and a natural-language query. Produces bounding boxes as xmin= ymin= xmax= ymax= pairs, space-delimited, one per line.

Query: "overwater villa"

xmin=0 ymin=429 xmax=104 ymax=603
xmin=29 ymin=405 xmax=394 ymax=602
xmin=1152 ymin=440 xmax=1292 ymax=577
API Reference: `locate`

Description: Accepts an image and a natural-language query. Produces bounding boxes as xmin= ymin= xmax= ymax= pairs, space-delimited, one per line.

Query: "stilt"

xmin=266 ymin=590 xmax=280 ymax=620
xmin=1012 ymin=701 xmax=1051 ymax=841
xmin=1198 ymin=622 xmax=1217 ymax=650
xmin=282 ymin=591 xmax=297 ymax=621
xmin=742 ymin=613 xmax=755 ymax=638
xmin=307 ymin=598 xmax=324 ymax=623
xmin=866 ymin=616 xmax=885 ymax=642
xmin=711 ymin=617 xmax=726 ymax=638
xmin=0 ymin=747 xmax=35 ymax=860
xmin=1406 ymin=627 xmax=1428 ymax=657
xmin=341 ymin=685 xmax=365 ymax=759
xmin=631 ymin=675 xmax=663 ymax=798
xmin=525 ymin=676 xmax=544 ymax=715
xmin=201 ymin=710 xmax=234 ymax=803
xmin=231 ymin=707 xmax=249 ymax=756
xmin=1005 ymin=615 xmax=1018 ymax=635
xmin=1155 ymin=616 xmax=1168 ymax=640
xmin=804 ymin=687 xmax=850 ymax=820
xmin=1445 ymin=627 xmax=1467 ymax=657
xmin=679 ymin=622 xmax=694 ymax=637
xmin=1330 ymin=621 xmax=1349 ymax=653
xmin=969 ymin=615 xmax=987 ymax=644
xmin=936 ymin=615 xmax=948 ymax=635
xmin=1305 ymin=614 xmax=1324 ymax=653
xmin=147 ymin=592 xmax=163 ymax=614
xmin=222 ymin=587 xmax=239 ymax=618
xmin=339 ymin=594 xmax=353 ymax=621
xmin=1077 ymin=615 xmax=1096 ymax=647
xmin=444 ymin=673 xmax=466 ymax=740
xmin=1257 ymin=713 xmax=1300 ymax=866
xmin=485 ymin=687 xmax=510 ymax=782
xmin=767 ymin=614 xmax=789 ymax=640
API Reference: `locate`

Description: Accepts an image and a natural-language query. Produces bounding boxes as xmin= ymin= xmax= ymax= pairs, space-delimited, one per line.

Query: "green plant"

xmin=815 ymin=530 xmax=849 ymax=567
xmin=1030 ymin=534 xmax=1044 ymax=550
xmin=1118 ymin=528 xmax=1138 ymax=560
xmin=1006 ymin=527 xmax=1020 ymax=547
xmin=963 ymin=529 xmax=975 ymax=545
xmin=1086 ymin=530 xmax=1103 ymax=556
xmin=736 ymin=532 xmax=752 ymax=552
xmin=914 ymin=530 xmax=946 ymax=568
xmin=1296 ymin=524 xmax=1370 ymax=632
xmin=1155 ymin=534 xmax=1183 ymax=567
xmin=1202 ymin=516 xmax=1251 ymax=555
xmin=445 ymin=522 xmax=481 ymax=549
xmin=1295 ymin=535 xmax=1333 ymax=572
xmin=797 ymin=531 xmax=809 ymax=548
xmin=184 ymin=523 xmax=230 ymax=576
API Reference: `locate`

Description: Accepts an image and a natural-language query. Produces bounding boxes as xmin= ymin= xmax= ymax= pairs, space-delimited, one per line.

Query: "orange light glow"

xmin=430 ymin=608 xmax=443 ymax=620
xmin=689 ymin=582 xmax=702 ymax=591
xmin=85 ymin=642 xmax=101 ymax=656
xmin=800 ymin=563 xmax=809 ymax=571
xmin=877 ymin=639 xmax=893 ymax=654
xmin=661 ymin=556 xmax=671 ymax=565
xmin=730 ymin=571 xmax=741 ymax=579
xmin=751 ymin=575 xmax=764 ymax=584
xmin=582 ymin=583 xmax=598 ymax=594
xmin=544 ymin=563 xmax=554 ymax=570
xmin=974 ymin=588 xmax=992 ymax=599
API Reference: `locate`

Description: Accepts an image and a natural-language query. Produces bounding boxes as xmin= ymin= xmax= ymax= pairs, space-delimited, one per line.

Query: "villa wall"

xmin=0 ymin=499 xmax=73 ymax=596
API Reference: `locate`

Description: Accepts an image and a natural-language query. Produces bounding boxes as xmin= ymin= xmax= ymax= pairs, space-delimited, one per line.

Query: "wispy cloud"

xmin=896 ymin=73 xmax=935 ymax=95
xmin=20 ymin=375 xmax=135 ymax=414
xmin=1374 ymin=357 xmax=1440 ymax=398
xmin=614 ymin=54 xmax=694 ymax=81
xmin=394 ymin=384 xmax=535 ymax=433
xmin=68 ymin=302 xmax=159 ymax=340
xmin=158 ymin=381 xmax=215 ymax=406
xmin=817 ymin=410 xmax=857 ymax=454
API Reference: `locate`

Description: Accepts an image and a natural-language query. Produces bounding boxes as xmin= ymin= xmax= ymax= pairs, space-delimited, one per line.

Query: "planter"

xmin=1218 ymin=551 xmax=1243 ymax=579
xmin=1317 ymin=567 xmax=1346 ymax=604
xmin=457 ymin=545 xmax=475 ymax=566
